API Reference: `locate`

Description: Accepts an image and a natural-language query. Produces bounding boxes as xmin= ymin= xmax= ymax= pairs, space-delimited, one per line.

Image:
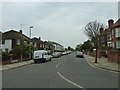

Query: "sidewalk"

xmin=84 ymin=55 xmax=120 ymax=72
xmin=0 ymin=60 xmax=34 ymax=72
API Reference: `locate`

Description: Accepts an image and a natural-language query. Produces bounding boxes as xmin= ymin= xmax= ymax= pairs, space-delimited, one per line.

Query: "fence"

xmin=1 ymin=54 xmax=29 ymax=65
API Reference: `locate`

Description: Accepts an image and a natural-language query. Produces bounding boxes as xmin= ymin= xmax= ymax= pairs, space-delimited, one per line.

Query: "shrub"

xmin=99 ymin=46 xmax=108 ymax=51
xmin=2 ymin=52 xmax=10 ymax=57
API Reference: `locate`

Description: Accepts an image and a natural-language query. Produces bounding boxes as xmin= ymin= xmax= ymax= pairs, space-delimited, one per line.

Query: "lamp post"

xmin=29 ymin=26 xmax=33 ymax=59
xmin=30 ymin=26 xmax=33 ymax=42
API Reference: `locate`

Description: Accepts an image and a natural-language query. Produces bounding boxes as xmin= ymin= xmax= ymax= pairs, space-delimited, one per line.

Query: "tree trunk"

xmin=95 ymin=48 xmax=98 ymax=63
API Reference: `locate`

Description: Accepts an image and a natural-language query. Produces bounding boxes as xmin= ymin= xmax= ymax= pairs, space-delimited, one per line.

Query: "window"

xmin=112 ymin=30 xmax=114 ymax=38
xmin=116 ymin=28 xmax=120 ymax=37
xmin=24 ymin=41 xmax=27 ymax=44
xmin=107 ymin=42 xmax=112 ymax=47
xmin=5 ymin=48 xmax=8 ymax=52
xmin=17 ymin=39 xmax=20 ymax=45
xmin=112 ymin=42 xmax=114 ymax=48
xmin=116 ymin=40 xmax=120 ymax=49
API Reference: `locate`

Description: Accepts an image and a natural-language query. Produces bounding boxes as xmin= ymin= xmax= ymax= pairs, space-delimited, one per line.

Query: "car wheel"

xmin=34 ymin=61 xmax=37 ymax=63
xmin=49 ymin=58 xmax=51 ymax=61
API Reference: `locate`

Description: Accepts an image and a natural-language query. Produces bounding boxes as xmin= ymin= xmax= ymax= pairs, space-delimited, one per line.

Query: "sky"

xmin=0 ymin=1 xmax=119 ymax=48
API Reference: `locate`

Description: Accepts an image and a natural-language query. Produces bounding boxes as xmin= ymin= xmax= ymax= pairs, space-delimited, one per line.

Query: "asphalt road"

xmin=2 ymin=53 xmax=119 ymax=89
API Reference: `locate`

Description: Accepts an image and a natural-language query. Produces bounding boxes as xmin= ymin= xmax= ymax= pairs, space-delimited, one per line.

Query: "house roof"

xmin=2 ymin=30 xmax=29 ymax=42
xmin=32 ymin=37 xmax=43 ymax=44
xmin=113 ymin=18 xmax=120 ymax=27
xmin=48 ymin=41 xmax=63 ymax=47
xmin=43 ymin=41 xmax=55 ymax=47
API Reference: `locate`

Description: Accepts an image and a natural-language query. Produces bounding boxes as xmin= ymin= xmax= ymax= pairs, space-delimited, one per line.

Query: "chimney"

xmin=108 ymin=19 xmax=114 ymax=28
xmin=39 ymin=37 xmax=41 ymax=40
xmin=100 ymin=28 xmax=103 ymax=35
xmin=19 ymin=30 xmax=22 ymax=34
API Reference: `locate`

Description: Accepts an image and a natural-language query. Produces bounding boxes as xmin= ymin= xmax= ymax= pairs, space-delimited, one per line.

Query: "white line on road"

xmin=56 ymin=62 xmax=61 ymax=68
xmin=57 ymin=72 xmax=87 ymax=90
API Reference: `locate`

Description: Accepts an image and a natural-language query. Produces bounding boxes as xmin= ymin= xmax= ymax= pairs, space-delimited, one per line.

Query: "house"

xmin=107 ymin=19 xmax=120 ymax=49
xmin=2 ymin=30 xmax=30 ymax=52
xmin=48 ymin=41 xmax=64 ymax=51
xmin=43 ymin=41 xmax=55 ymax=50
xmin=112 ymin=19 xmax=120 ymax=49
xmin=32 ymin=37 xmax=44 ymax=50
xmin=106 ymin=19 xmax=120 ymax=63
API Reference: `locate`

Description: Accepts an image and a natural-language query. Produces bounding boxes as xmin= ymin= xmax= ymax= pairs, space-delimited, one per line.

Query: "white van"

xmin=33 ymin=50 xmax=52 ymax=63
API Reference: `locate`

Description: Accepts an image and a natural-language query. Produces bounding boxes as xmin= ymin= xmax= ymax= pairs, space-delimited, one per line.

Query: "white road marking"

xmin=56 ymin=62 xmax=61 ymax=68
xmin=57 ymin=72 xmax=87 ymax=90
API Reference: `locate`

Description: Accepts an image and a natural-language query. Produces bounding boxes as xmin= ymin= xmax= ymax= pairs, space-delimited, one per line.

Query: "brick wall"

xmin=108 ymin=52 xmax=120 ymax=63
xmin=92 ymin=49 xmax=102 ymax=58
xmin=1 ymin=54 xmax=29 ymax=65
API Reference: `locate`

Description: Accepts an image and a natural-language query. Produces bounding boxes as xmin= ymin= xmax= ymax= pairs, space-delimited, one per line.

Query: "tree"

xmin=80 ymin=41 xmax=92 ymax=51
xmin=11 ymin=44 xmax=37 ymax=56
xmin=84 ymin=21 xmax=105 ymax=63
xmin=76 ymin=41 xmax=92 ymax=52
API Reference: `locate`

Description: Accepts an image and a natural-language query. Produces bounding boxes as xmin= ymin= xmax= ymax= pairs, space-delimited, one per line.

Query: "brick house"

xmin=106 ymin=19 xmax=120 ymax=49
xmin=106 ymin=19 xmax=120 ymax=63
xmin=2 ymin=30 xmax=29 ymax=52
xmin=112 ymin=19 xmax=120 ymax=49
xmin=32 ymin=37 xmax=44 ymax=50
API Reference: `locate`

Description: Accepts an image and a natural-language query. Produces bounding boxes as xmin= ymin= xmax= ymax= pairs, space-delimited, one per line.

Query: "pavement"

xmin=0 ymin=60 xmax=34 ymax=72
xmin=84 ymin=55 xmax=120 ymax=73
xmin=0 ymin=55 xmax=119 ymax=73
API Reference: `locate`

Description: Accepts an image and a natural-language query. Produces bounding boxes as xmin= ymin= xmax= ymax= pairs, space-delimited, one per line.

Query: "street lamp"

xmin=29 ymin=26 xmax=33 ymax=59
xmin=29 ymin=26 xmax=33 ymax=43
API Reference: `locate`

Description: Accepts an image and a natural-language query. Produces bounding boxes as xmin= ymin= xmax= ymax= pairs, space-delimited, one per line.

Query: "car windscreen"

xmin=76 ymin=51 xmax=83 ymax=54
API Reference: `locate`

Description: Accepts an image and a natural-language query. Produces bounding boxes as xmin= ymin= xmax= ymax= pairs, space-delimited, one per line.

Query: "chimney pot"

xmin=19 ymin=30 xmax=22 ymax=34
xmin=108 ymin=19 xmax=114 ymax=28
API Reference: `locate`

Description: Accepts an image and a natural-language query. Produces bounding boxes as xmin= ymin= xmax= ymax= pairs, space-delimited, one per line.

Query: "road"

xmin=2 ymin=53 xmax=118 ymax=89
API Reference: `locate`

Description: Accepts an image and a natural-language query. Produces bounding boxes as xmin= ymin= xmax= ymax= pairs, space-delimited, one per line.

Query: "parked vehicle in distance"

xmin=33 ymin=50 xmax=52 ymax=63
xmin=61 ymin=52 xmax=68 ymax=55
xmin=76 ymin=51 xmax=84 ymax=58
xmin=62 ymin=51 xmax=72 ymax=55
xmin=52 ymin=52 xmax=61 ymax=58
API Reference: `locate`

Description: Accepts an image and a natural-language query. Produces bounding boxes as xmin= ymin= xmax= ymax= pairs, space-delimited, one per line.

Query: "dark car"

xmin=76 ymin=51 xmax=84 ymax=58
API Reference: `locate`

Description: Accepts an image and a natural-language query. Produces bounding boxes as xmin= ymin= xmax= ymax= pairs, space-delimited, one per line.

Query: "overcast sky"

xmin=0 ymin=2 xmax=118 ymax=48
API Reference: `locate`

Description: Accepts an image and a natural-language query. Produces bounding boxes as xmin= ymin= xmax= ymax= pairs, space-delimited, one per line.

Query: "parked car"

xmin=62 ymin=51 xmax=70 ymax=55
xmin=76 ymin=51 xmax=84 ymax=58
xmin=61 ymin=52 xmax=67 ymax=55
xmin=52 ymin=52 xmax=61 ymax=58
xmin=33 ymin=50 xmax=52 ymax=63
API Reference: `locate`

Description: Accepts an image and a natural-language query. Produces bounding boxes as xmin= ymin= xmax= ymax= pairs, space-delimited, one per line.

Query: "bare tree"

xmin=84 ymin=21 xmax=105 ymax=63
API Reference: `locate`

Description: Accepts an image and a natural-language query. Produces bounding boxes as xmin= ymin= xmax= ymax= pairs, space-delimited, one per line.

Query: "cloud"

xmin=2 ymin=2 xmax=118 ymax=48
